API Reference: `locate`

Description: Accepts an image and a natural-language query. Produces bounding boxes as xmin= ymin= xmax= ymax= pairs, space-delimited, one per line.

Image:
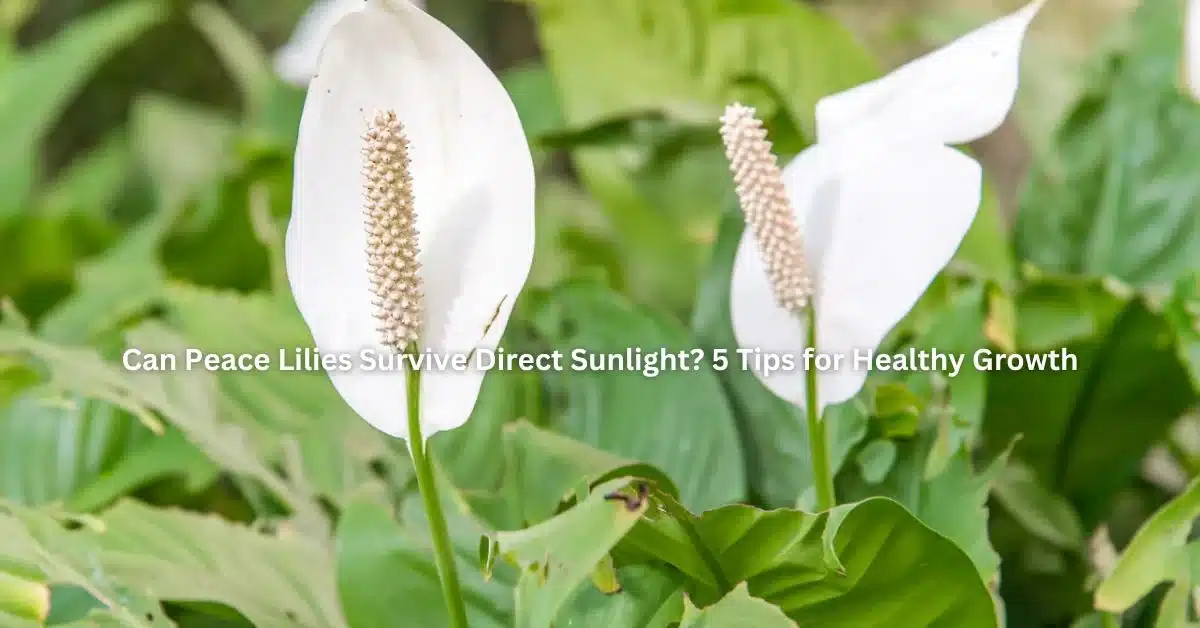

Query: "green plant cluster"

xmin=0 ymin=0 xmax=1198 ymax=626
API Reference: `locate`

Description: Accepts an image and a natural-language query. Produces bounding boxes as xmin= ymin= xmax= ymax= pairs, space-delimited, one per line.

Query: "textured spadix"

xmin=720 ymin=103 xmax=813 ymax=315
xmin=286 ymin=0 xmax=535 ymax=439
xmin=729 ymin=0 xmax=1042 ymax=415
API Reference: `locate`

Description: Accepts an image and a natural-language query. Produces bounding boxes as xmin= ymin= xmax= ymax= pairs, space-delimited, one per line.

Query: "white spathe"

xmin=275 ymin=0 xmax=426 ymax=86
xmin=286 ymin=0 xmax=535 ymax=439
xmin=731 ymin=0 xmax=1044 ymax=416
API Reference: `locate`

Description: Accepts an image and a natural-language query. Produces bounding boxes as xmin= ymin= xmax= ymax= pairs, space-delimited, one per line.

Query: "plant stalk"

xmin=405 ymin=364 xmax=470 ymax=628
xmin=805 ymin=308 xmax=836 ymax=511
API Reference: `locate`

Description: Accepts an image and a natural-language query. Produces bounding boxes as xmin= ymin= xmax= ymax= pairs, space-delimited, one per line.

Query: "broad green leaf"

xmin=557 ymin=565 xmax=683 ymax=627
xmin=0 ymin=322 xmax=328 ymax=533
xmin=1016 ymin=0 xmax=1200 ymax=287
xmin=0 ymin=0 xmax=164 ymax=220
xmin=1166 ymin=273 xmax=1200 ymax=388
xmin=1154 ymin=577 xmax=1192 ymax=628
xmin=0 ymin=505 xmax=169 ymax=627
xmin=38 ymin=216 xmax=169 ymax=345
xmin=533 ymin=282 xmax=744 ymax=512
xmin=680 ymin=583 xmax=796 ymax=627
xmin=855 ymin=440 xmax=896 ymax=485
xmin=991 ymin=461 xmax=1085 ymax=551
xmin=161 ymin=285 xmax=387 ymax=503
xmin=9 ymin=499 xmax=345 ymax=626
xmin=983 ymin=275 xmax=1196 ymax=524
xmin=1095 ymin=475 xmax=1200 ymax=612
xmin=838 ymin=431 xmax=1009 ymax=588
xmin=906 ymin=284 xmax=991 ymax=479
xmin=432 ymin=370 xmax=540 ymax=498
xmin=499 ymin=422 xmax=724 ymax=593
xmin=131 ymin=94 xmax=238 ymax=214
xmin=493 ymin=477 xmax=649 ymax=628
xmin=522 ymin=0 xmax=875 ymax=137
xmin=0 ymin=393 xmax=144 ymax=506
xmin=686 ymin=498 xmax=997 ymax=626
xmin=500 ymin=64 xmax=566 ymax=147
xmin=336 ymin=498 xmax=512 ymax=628
xmin=67 ymin=429 xmax=218 ymax=513
xmin=692 ymin=210 xmax=865 ymax=506
xmin=502 ymin=420 xmax=678 ymax=525
xmin=40 ymin=130 xmax=132 ymax=221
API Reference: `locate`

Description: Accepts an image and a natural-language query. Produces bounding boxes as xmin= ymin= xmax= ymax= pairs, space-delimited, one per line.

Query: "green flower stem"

xmin=805 ymin=308 xmax=836 ymax=511
xmin=405 ymin=364 xmax=470 ymax=628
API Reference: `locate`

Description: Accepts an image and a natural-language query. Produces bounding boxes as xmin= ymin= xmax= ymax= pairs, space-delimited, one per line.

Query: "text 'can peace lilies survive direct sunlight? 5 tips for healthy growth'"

xmin=284 ymin=1 xmax=534 ymax=626
xmin=720 ymin=0 xmax=1044 ymax=510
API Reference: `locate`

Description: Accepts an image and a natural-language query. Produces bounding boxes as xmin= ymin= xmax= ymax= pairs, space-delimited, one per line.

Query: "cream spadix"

xmin=726 ymin=0 xmax=1043 ymax=416
xmin=286 ymin=0 xmax=535 ymax=440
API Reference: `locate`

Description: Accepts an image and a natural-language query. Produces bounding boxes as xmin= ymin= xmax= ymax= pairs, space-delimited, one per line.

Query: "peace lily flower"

xmin=722 ymin=0 xmax=1045 ymax=418
xmin=285 ymin=0 xmax=535 ymax=440
xmin=286 ymin=1 xmax=531 ymax=624
xmin=275 ymin=0 xmax=424 ymax=86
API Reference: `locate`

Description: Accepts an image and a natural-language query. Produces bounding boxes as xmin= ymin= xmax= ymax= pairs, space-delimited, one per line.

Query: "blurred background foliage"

xmin=0 ymin=0 xmax=1198 ymax=626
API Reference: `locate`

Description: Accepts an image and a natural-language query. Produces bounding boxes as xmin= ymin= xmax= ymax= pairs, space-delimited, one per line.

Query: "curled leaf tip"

xmin=362 ymin=109 xmax=424 ymax=351
xmin=719 ymin=103 xmax=813 ymax=316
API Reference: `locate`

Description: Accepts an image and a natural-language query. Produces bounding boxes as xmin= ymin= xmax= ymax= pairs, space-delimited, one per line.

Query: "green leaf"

xmin=983 ymin=275 xmax=1197 ymax=524
xmin=1166 ymin=273 xmax=1200 ymax=389
xmin=501 ymin=420 xmax=677 ymax=525
xmin=523 ymin=0 xmax=875 ymax=137
xmin=0 ymin=392 xmax=144 ymax=506
xmin=524 ymin=0 xmax=879 ymax=310
xmin=533 ymin=282 xmax=744 ymax=512
xmin=906 ymin=284 xmax=991 ymax=478
xmin=692 ymin=210 xmax=865 ymax=506
xmin=335 ymin=498 xmax=513 ymax=628
xmin=0 ymin=322 xmax=329 ymax=534
xmin=1016 ymin=0 xmax=1200 ymax=287
xmin=991 ymin=461 xmax=1085 ymax=551
xmin=38 ymin=217 xmax=168 ymax=345
xmin=432 ymin=371 xmax=538 ymax=497
xmin=492 ymin=477 xmax=649 ymax=628
xmin=1095 ymin=475 xmax=1200 ymax=612
xmin=686 ymin=498 xmax=997 ymax=626
xmin=40 ymin=130 xmax=133 ymax=221
xmin=0 ymin=0 xmax=165 ymax=220
xmin=680 ymin=583 xmax=796 ymax=627
xmin=6 ymin=499 xmax=345 ymax=626
xmin=160 ymin=285 xmax=386 ymax=503
xmin=855 ymin=440 xmax=896 ymax=485
xmin=500 ymin=64 xmax=566 ymax=146
xmin=67 ymin=429 xmax=218 ymax=513
xmin=557 ymin=565 xmax=683 ymax=627
xmin=131 ymin=94 xmax=238 ymax=214
xmin=838 ymin=437 xmax=1006 ymax=587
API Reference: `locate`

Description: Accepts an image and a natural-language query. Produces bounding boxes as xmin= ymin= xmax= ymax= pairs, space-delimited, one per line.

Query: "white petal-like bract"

xmin=274 ymin=0 xmax=364 ymax=86
xmin=730 ymin=1 xmax=1040 ymax=415
xmin=815 ymin=0 xmax=1044 ymax=148
xmin=286 ymin=0 xmax=535 ymax=439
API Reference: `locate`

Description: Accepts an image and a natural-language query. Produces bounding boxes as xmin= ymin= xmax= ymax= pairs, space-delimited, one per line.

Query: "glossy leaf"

xmin=533 ymin=282 xmax=744 ymax=512
xmin=1016 ymin=0 xmax=1200 ymax=287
